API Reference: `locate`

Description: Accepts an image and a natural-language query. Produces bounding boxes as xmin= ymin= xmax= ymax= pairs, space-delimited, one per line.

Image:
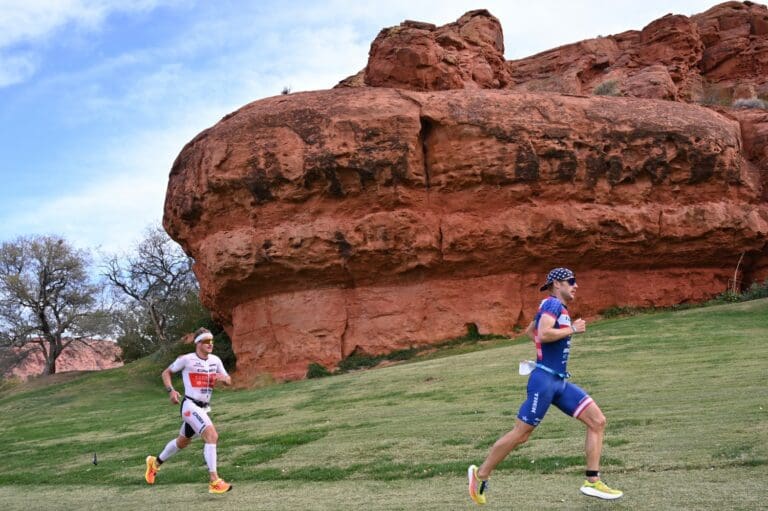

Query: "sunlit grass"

xmin=1 ymin=298 xmax=767 ymax=510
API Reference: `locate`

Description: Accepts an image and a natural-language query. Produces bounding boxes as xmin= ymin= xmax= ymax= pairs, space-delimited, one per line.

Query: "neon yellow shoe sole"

xmin=580 ymin=479 xmax=623 ymax=500
xmin=467 ymin=465 xmax=487 ymax=505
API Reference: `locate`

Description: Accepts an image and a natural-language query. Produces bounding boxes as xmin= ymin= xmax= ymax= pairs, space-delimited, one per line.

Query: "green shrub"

xmin=593 ymin=80 xmax=620 ymax=96
xmin=713 ymin=290 xmax=742 ymax=303
xmin=714 ymin=279 xmax=768 ymax=302
xmin=336 ymin=353 xmax=385 ymax=372
xmin=743 ymin=280 xmax=768 ymax=300
xmin=306 ymin=362 xmax=332 ymax=379
xmin=465 ymin=322 xmax=481 ymax=339
xmin=385 ymin=347 xmax=419 ymax=361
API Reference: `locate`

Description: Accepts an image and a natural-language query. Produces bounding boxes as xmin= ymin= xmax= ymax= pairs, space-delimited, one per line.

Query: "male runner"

xmin=144 ymin=327 xmax=233 ymax=494
xmin=468 ymin=268 xmax=622 ymax=504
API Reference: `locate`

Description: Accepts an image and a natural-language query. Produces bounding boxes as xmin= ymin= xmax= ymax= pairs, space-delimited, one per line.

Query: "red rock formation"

xmin=340 ymin=10 xmax=512 ymax=91
xmin=506 ymin=16 xmax=704 ymax=101
xmin=164 ymin=89 xmax=767 ymax=380
xmin=694 ymin=1 xmax=768 ymax=89
xmin=164 ymin=2 xmax=768 ymax=381
xmin=2 ymin=339 xmax=122 ymax=381
xmin=505 ymin=1 xmax=768 ymax=102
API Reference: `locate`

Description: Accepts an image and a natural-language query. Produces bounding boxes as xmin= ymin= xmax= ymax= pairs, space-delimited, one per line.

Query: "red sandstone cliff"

xmin=164 ymin=2 xmax=768 ymax=381
xmin=505 ymin=2 xmax=768 ymax=102
xmin=2 ymin=339 xmax=123 ymax=381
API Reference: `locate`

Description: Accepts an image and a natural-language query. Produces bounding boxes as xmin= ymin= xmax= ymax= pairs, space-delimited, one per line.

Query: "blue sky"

xmin=1 ymin=0 xmax=718 ymax=254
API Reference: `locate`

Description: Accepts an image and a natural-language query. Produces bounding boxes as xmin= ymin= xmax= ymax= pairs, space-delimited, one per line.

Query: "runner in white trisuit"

xmin=144 ymin=327 xmax=233 ymax=494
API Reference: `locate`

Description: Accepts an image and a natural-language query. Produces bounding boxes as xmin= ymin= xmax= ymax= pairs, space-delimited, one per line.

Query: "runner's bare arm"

xmin=161 ymin=367 xmax=180 ymax=403
xmin=537 ymin=314 xmax=584 ymax=343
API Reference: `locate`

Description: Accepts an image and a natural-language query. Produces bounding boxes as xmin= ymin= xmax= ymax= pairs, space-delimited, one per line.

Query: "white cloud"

xmin=0 ymin=0 xmax=139 ymax=47
xmin=0 ymin=51 xmax=39 ymax=87
xmin=0 ymin=0 xmax=173 ymax=87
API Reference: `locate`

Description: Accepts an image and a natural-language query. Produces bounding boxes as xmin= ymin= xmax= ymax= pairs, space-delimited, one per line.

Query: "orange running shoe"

xmin=144 ymin=455 xmax=159 ymax=485
xmin=209 ymin=478 xmax=233 ymax=494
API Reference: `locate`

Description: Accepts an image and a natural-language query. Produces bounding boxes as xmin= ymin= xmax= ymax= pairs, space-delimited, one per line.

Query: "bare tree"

xmin=103 ymin=225 xmax=198 ymax=356
xmin=0 ymin=235 xmax=110 ymax=375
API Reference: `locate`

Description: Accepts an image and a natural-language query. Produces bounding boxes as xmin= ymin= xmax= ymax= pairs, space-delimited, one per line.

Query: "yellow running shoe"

xmin=580 ymin=479 xmax=623 ymax=500
xmin=144 ymin=455 xmax=159 ymax=485
xmin=467 ymin=465 xmax=488 ymax=505
xmin=209 ymin=478 xmax=233 ymax=494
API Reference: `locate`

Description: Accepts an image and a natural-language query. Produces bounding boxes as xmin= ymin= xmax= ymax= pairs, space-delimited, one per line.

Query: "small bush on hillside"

xmin=732 ymin=98 xmax=768 ymax=109
xmin=743 ymin=280 xmax=768 ymax=300
xmin=386 ymin=347 xmax=419 ymax=361
xmin=713 ymin=290 xmax=742 ymax=303
xmin=337 ymin=353 xmax=385 ymax=372
xmin=593 ymin=80 xmax=620 ymax=96
xmin=712 ymin=279 xmax=768 ymax=303
xmin=306 ymin=362 xmax=332 ymax=379
xmin=465 ymin=322 xmax=481 ymax=340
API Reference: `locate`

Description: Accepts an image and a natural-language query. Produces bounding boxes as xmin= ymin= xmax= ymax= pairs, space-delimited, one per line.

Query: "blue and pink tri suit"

xmin=517 ymin=296 xmax=594 ymax=426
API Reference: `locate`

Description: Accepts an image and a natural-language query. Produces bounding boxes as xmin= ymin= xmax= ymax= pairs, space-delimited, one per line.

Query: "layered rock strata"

xmin=165 ymin=87 xmax=767 ymax=379
xmin=165 ymin=2 xmax=768 ymax=380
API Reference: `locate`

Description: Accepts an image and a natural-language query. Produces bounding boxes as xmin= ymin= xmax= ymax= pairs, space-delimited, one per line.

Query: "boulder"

xmin=339 ymin=10 xmax=512 ymax=91
xmin=164 ymin=88 xmax=767 ymax=380
xmin=164 ymin=2 xmax=768 ymax=380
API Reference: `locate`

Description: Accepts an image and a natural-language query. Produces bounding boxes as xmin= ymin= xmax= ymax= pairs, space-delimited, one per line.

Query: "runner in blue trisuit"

xmin=468 ymin=267 xmax=623 ymax=504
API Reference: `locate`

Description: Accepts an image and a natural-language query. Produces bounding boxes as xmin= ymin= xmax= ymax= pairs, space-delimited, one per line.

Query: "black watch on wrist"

xmin=166 ymin=386 xmax=174 ymax=393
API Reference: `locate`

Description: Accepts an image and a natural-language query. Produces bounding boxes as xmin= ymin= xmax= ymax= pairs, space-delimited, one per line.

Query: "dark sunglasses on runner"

xmin=560 ymin=277 xmax=577 ymax=286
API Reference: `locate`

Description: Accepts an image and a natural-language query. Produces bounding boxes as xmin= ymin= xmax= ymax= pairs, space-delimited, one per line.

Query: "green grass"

xmin=1 ymin=299 xmax=767 ymax=510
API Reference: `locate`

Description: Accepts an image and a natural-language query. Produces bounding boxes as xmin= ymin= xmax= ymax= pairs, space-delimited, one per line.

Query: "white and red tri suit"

xmin=168 ymin=353 xmax=229 ymax=436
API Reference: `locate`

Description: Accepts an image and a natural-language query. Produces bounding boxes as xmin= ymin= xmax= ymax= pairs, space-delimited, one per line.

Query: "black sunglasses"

xmin=559 ymin=277 xmax=577 ymax=286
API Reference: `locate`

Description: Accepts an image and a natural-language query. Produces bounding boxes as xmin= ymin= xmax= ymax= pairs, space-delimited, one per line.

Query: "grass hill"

xmin=1 ymin=299 xmax=766 ymax=510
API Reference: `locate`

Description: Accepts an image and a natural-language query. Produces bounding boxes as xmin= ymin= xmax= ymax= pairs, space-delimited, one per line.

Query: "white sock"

xmin=158 ymin=438 xmax=181 ymax=463
xmin=204 ymin=443 xmax=217 ymax=473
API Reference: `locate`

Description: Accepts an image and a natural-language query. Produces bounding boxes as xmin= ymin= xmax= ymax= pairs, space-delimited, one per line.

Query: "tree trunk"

xmin=44 ymin=355 xmax=57 ymax=375
xmin=148 ymin=302 xmax=168 ymax=345
xmin=42 ymin=337 xmax=63 ymax=376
